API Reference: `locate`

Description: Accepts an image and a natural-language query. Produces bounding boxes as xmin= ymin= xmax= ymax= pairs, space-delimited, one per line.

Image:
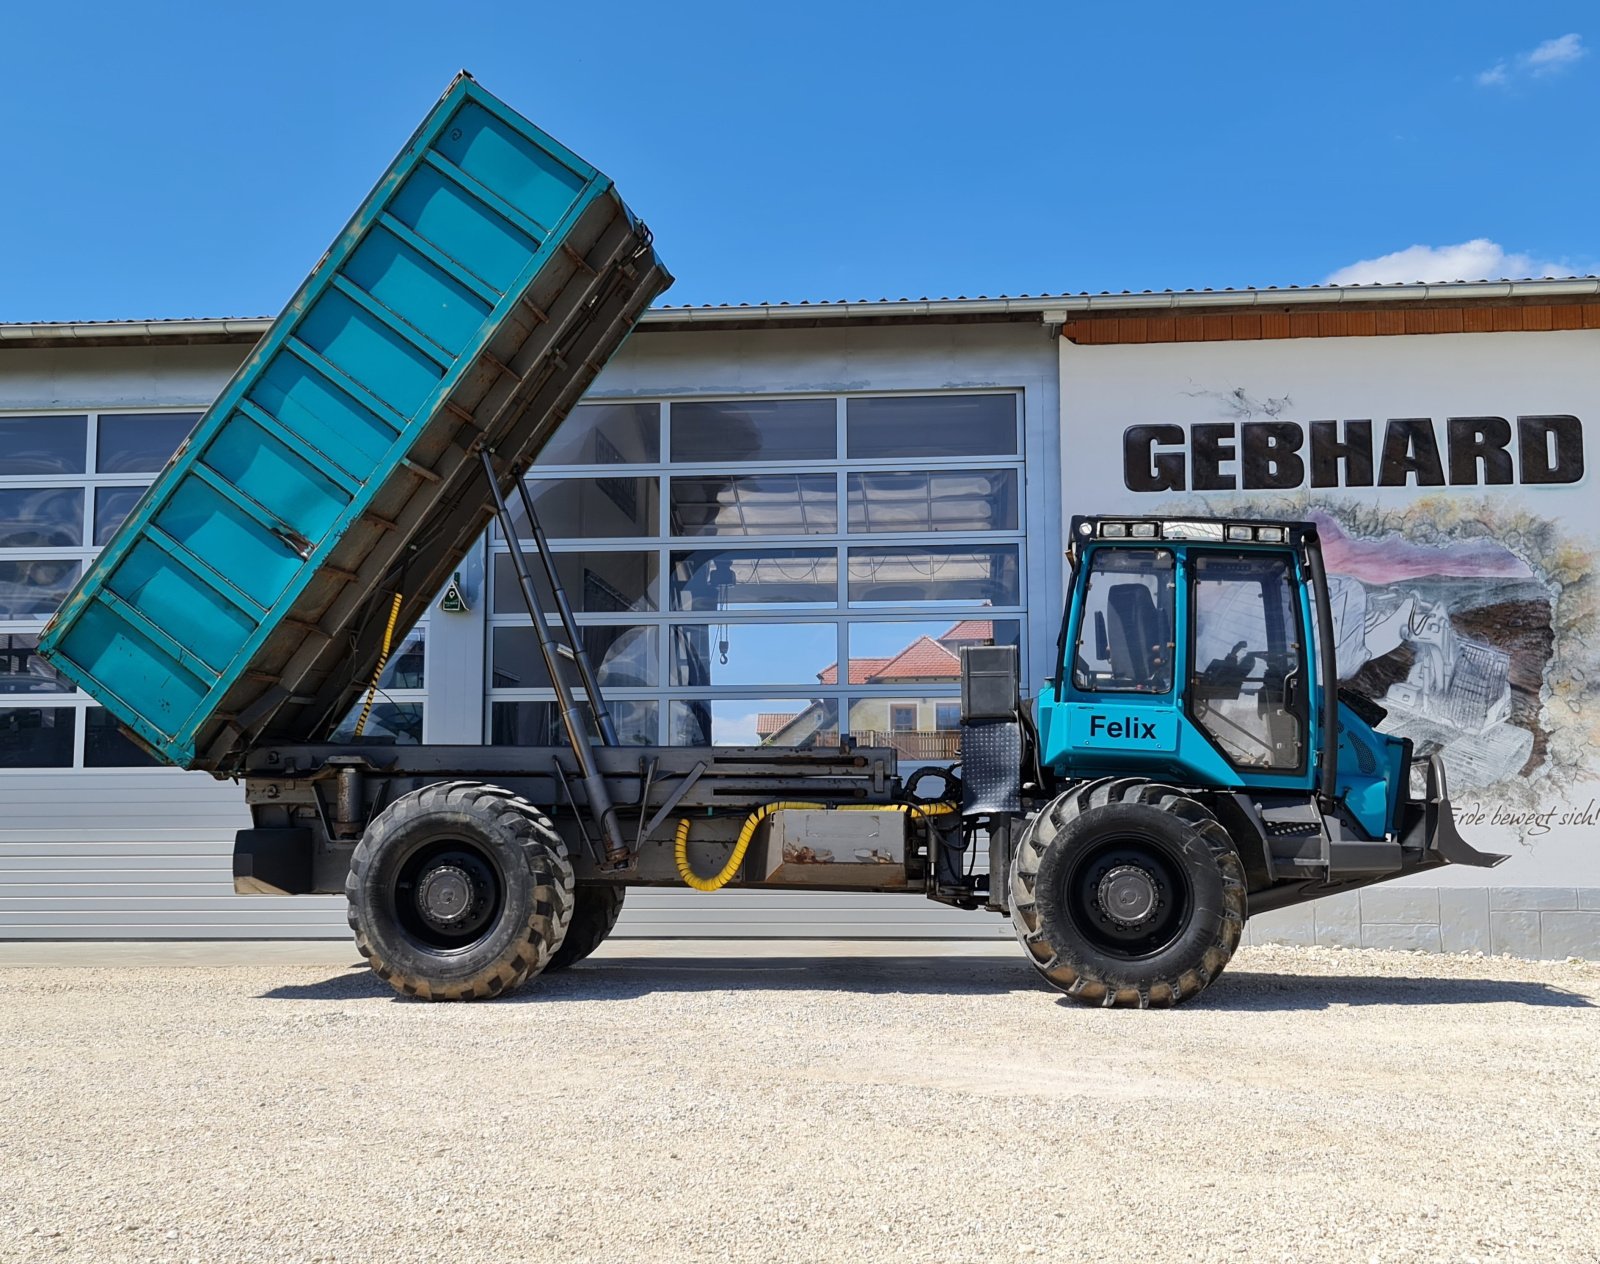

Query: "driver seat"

xmin=1105 ymin=583 xmax=1163 ymax=688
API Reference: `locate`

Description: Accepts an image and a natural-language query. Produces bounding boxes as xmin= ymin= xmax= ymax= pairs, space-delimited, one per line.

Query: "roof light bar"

xmin=1086 ymin=518 xmax=1297 ymax=544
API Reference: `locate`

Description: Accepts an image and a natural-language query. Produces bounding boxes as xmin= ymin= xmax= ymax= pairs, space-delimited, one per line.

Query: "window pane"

xmin=670 ymin=622 xmax=837 ymax=687
xmin=491 ymin=699 xmax=656 ymax=746
xmin=331 ymin=701 xmax=424 ymax=746
xmin=0 ymin=488 xmax=83 ymax=548
xmin=847 ymin=696 xmax=962 ymax=762
xmin=379 ymin=627 xmax=426 ymax=690
xmin=1191 ymin=553 xmax=1304 ymax=770
xmin=671 ymin=548 xmax=837 ymax=610
xmin=491 ymin=551 xmax=658 ymax=614
xmin=94 ymin=486 xmax=150 ymax=546
xmin=670 ymin=399 xmax=835 ymax=463
xmin=0 ymin=559 xmax=81 ymax=620
xmin=1072 ymin=548 xmax=1174 ymax=694
xmin=0 ymin=706 xmax=75 ymax=768
xmin=845 ymin=619 xmax=1021 ymax=685
xmin=668 ymin=698 xmax=840 ymax=748
xmin=847 ymin=545 xmax=1018 ymax=607
xmin=847 ymin=469 xmax=1017 ymax=533
xmin=0 ymin=415 xmax=86 ymax=476
xmin=534 ymin=402 xmax=660 ymax=466
xmin=846 ymin=395 xmax=1017 ymax=459
xmin=505 ymin=477 xmax=658 ymax=539
xmin=0 ymin=633 xmax=71 ymax=694
xmin=492 ymin=625 xmax=658 ymax=689
xmin=670 ymin=473 xmax=837 ymax=537
xmin=96 ymin=412 xmax=200 ymax=473
xmin=84 ymin=707 xmax=160 ymax=767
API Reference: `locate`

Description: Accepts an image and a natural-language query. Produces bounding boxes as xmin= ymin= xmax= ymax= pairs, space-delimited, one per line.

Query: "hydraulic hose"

xmin=353 ymin=591 xmax=404 ymax=739
xmin=673 ymin=800 xmax=959 ymax=892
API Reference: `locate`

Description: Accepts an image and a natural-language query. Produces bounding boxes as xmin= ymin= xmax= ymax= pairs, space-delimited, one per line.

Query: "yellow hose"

xmin=353 ymin=591 xmax=404 ymax=738
xmin=673 ymin=800 xmax=958 ymax=892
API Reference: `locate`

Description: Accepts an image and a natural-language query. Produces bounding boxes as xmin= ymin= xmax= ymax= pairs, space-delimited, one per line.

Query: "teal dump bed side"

xmin=39 ymin=74 xmax=671 ymax=772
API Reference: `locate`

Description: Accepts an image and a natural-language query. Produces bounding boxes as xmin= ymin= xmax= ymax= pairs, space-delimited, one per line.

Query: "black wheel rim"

xmin=389 ymin=836 xmax=505 ymax=954
xmin=1063 ymin=834 xmax=1193 ymax=959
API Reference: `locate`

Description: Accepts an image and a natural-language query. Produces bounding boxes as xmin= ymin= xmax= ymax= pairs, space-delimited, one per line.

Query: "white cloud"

xmin=1477 ymin=33 xmax=1586 ymax=86
xmin=1525 ymin=33 xmax=1586 ymax=75
xmin=1324 ymin=239 xmax=1566 ymax=286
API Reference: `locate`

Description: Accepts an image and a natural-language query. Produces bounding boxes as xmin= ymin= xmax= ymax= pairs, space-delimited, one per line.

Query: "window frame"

xmin=488 ymin=389 xmax=1028 ymax=751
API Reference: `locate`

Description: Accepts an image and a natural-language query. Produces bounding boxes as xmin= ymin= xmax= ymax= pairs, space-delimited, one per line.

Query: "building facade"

xmin=3 ymin=280 xmax=1598 ymax=953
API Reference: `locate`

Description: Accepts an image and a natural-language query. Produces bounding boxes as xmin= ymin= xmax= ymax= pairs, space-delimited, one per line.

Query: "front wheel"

xmin=345 ymin=781 xmax=574 ymax=1001
xmin=1010 ymin=778 xmax=1245 ymax=1007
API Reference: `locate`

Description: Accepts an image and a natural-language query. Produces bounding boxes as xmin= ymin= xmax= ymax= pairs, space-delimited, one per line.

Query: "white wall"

xmin=1060 ymin=330 xmax=1600 ymax=891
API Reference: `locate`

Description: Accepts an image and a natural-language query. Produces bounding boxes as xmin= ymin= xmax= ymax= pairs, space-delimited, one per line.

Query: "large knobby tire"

xmin=1010 ymin=777 xmax=1246 ymax=1008
xmin=346 ymin=780 xmax=574 ymax=1001
xmin=545 ymin=885 xmax=626 ymax=972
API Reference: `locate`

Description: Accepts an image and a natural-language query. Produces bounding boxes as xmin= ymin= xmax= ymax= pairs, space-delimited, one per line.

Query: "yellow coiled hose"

xmin=352 ymin=591 xmax=404 ymax=739
xmin=673 ymin=800 xmax=959 ymax=892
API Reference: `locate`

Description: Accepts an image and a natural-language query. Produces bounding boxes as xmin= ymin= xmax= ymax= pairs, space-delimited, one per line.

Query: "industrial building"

xmin=3 ymin=277 xmax=1597 ymax=953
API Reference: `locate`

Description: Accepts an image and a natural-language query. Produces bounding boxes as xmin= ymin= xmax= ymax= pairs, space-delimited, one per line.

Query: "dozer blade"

xmin=1423 ymin=753 xmax=1509 ymax=868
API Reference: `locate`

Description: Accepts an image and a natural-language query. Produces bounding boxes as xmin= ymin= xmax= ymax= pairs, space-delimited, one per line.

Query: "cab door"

xmin=1185 ymin=549 xmax=1312 ymax=787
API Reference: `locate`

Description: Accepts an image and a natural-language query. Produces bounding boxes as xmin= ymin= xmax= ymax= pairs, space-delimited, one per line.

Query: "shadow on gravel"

xmin=1196 ymin=972 xmax=1594 ymax=1011
xmin=258 ymin=955 xmax=1595 ymax=1010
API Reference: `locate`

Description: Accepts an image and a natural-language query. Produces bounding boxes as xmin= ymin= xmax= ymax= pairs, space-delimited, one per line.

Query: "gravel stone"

xmin=1 ymin=940 xmax=1597 ymax=1263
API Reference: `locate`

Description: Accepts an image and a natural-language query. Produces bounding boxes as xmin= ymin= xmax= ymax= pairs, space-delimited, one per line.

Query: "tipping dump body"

xmin=39 ymin=74 xmax=671 ymax=772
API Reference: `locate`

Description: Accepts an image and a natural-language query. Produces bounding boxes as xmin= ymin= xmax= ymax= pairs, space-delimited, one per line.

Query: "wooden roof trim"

xmin=1061 ymin=302 xmax=1600 ymax=344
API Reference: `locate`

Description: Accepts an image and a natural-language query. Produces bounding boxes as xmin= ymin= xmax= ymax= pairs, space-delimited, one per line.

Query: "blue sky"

xmin=2 ymin=2 xmax=1597 ymax=322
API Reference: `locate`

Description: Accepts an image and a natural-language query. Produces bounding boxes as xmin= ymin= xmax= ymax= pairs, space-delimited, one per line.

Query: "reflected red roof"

xmin=817 ymin=657 xmax=891 ymax=685
xmin=940 ymin=620 xmax=994 ymax=642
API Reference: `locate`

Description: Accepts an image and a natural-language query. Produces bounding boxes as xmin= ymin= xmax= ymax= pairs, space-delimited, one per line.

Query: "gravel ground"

xmin=1 ymin=941 xmax=1598 ymax=1264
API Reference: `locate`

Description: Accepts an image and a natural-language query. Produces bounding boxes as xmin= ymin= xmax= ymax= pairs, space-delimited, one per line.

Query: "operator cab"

xmin=1044 ymin=516 xmax=1324 ymax=795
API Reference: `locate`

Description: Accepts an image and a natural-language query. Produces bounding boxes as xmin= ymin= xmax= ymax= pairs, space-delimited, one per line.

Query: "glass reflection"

xmin=847 ymin=545 xmax=1019 ymax=606
xmin=670 ymin=622 xmax=837 ymax=687
xmin=492 ymin=625 xmax=657 ymax=690
xmin=96 ymin=413 xmax=200 ymax=474
xmin=0 ymin=416 xmax=86 ymax=477
xmin=0 ymin=706 xmax=75 ymax=768
xmin=846 ymin=394 xmax=1017 ymax=459
xmin=491 ymin=699 xmax=656 ymax=746
xmin=506 ymin=477 xmax=659 ymax=540
xmin=492 ymin=551 xmax=658 ymax=614
xmin=533 ymin=402 xmax=660 ymax=466
xmin=0 ymin=560 xmax=81 ymax=620
xmin=94 ymin=486 xmax=148 ymax=546
xmin=847 ymin=469 xmax=1017 ymax=533
xmin=84 ymin=707 xmax=161 ymax=767
xmin=0 ymin=488 xmax=83 ymax=548
xmin=843 ymin=619 xmax=1021 ymax=686
xmin=331 ymin=702 xmax=424 ymax=746
xmin=669 ymin=473 xmax=836 ymax=537
xmin=668 ymin=698 xmax=840 ymax=748
xmin=847 ymin=696 xmax=963 ymax=762
xmin=0 ymin=633 xmax=70 ymax=694
xmin=670 ymin=549 xmax=837 ymax=610
xmin=670 ymin=399 xmax=835 ymax=464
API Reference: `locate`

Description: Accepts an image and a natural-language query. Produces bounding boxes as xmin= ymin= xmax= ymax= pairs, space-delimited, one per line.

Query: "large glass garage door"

xmin=486 ymin=392 xmax=1027 ymax=766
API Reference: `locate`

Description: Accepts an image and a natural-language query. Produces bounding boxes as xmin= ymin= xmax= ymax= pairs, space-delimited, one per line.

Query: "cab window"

xmin=1190 ymin=552 xmax=1304 ymax=770
xmin=1071 ymin=549 xmax=1174 ymax=693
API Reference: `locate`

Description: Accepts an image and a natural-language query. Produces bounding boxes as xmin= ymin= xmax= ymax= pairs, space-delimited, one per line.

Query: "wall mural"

xmin=1166 ymin=493 xmax=1596 ymax=814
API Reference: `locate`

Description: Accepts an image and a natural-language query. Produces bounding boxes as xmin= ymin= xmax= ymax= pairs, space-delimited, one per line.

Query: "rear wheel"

xmin=346 ymin=780 xmax=574 ymax=1001
xmin=545 ymin=885 xmax=626 ymax=971
xmin=1010 ymin=778 xmax=1245 ymax=1007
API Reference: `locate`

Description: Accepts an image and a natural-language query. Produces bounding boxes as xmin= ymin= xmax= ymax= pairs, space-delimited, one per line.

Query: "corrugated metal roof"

xmin=8 ymin=273 xmax=1600 ymax=345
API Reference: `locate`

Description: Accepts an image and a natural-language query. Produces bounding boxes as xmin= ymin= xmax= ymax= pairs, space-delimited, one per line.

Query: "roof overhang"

xmin=6 ymin=276 xmax=1600 ymax=348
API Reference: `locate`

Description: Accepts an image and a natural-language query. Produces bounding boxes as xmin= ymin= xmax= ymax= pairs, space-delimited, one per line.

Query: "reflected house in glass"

xmin=758 ymin=620 xmax=1003 ymax=760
